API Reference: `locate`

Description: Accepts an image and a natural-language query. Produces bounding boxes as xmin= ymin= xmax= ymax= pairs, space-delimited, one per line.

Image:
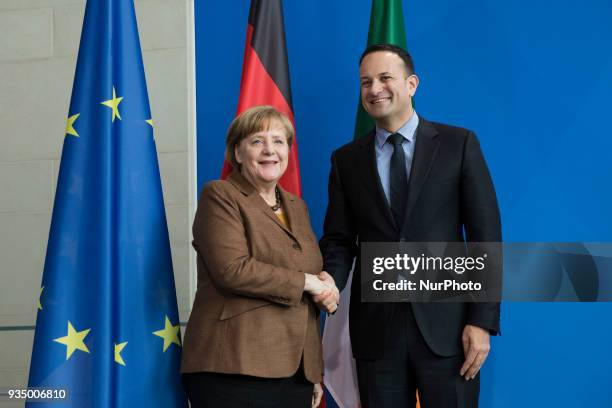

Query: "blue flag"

xmin=27 ymin=0 xmax=186 ymax=406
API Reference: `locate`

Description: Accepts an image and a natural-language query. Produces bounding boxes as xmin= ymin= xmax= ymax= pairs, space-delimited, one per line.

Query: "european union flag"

xmin=27 ymin=0 xmax=186 ymax=406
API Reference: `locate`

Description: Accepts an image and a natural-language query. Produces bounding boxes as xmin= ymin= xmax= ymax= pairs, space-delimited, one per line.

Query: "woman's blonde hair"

xmin=225 ymin=105 xmax=294 ymax=170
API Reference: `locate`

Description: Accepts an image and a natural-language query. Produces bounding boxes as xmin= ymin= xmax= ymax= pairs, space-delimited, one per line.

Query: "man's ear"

xmin=408 ymin=74 xmax=419 ymax=97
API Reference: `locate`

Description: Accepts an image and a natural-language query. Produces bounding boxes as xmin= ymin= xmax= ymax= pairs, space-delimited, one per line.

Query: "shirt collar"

xmin=375 ymin=111 xmax=419 ymax=148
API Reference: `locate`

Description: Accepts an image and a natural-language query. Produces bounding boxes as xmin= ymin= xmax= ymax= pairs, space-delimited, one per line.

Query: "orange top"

xmin=275 ymin=210 xmax=290 ymax=230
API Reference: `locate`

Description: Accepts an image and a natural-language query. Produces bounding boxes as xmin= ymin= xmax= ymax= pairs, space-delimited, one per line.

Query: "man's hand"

xmin=310 ymin=272 xmax=339 ymax=314
xmin=460 ymin=324 xmax=490 ymax=380
xmin=312 ymin=383 xmax=323 ymax=407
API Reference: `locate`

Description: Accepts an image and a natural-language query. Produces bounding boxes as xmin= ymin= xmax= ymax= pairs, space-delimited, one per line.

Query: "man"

xmin=318 ymin=44 xmax=502 ymax=407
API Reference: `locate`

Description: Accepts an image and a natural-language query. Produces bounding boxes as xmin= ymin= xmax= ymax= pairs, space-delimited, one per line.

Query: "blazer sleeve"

xmin=319 ymin=151 xmax=358 ymax=292
xmin=461 ymin=132 xmax=502 ymax=334
xmin=192 ymin=182 xmax=305 ymax=306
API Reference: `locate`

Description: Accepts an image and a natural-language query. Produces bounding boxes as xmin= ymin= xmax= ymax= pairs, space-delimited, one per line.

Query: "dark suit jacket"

xmin=320 ymin=117 xmax=501 ymax=359
xmin=182 ymin=172 xmax=324 ymax=383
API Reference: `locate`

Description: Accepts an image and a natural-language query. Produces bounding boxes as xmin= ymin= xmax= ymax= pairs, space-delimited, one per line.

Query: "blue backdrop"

xmin=195 ymin=1 xmax=612 ymax=406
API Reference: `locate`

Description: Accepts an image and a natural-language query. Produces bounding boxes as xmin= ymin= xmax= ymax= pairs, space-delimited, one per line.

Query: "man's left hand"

xmin=460 ymin=324 xmax=490 ymax=380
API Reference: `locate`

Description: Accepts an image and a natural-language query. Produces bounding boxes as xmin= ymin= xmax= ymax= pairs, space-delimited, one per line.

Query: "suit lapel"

xmin=401 ymin=118 xmax=440 ymax=234
xmin=278 ymin=188 xmax=300 ymax=236
xmin=256 ymin=193 xmax=298 ymax=240
xmin=228 ymin=171 xmax=299 ymax=241
xmin=357 ymin=131 xmax=397 ymax=230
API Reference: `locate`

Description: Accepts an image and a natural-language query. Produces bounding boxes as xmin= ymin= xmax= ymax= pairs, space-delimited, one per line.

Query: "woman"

xmin=182 ymin=106 xmax=338 ymax=407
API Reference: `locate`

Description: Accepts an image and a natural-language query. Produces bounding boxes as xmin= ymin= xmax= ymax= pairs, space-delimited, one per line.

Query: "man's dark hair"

xmin=359 ymin=44 xmax=415 ymax=76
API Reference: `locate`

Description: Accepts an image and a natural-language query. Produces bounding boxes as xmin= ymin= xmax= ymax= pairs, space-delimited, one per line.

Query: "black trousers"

xmin=182 ymin=365 xmax=313 ymax=408
xmin=356 ymin=304 xmax=480 ymax=408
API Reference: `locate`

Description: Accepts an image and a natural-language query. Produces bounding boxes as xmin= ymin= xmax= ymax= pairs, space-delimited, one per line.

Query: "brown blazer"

xmin=181 ymin=172 xmax=324 ymax=383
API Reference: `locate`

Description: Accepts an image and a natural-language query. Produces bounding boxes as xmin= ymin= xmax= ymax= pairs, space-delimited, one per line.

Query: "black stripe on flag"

xmin=248 ymin=0 xmax=293 ymax=108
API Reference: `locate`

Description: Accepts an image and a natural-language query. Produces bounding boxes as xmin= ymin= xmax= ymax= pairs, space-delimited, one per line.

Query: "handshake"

xmin=304 ymin=271 xmax=340 ymax=314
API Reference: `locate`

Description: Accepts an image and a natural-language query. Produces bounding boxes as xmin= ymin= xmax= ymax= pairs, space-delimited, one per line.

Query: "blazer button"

xmin=292 ymin=243 xmax=301 ymax=250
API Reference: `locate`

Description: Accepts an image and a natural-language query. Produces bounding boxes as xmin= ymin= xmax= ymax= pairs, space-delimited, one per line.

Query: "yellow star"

xmin=37 ymin=286 xmax=44 ymax=310
xmin=54 ymin=321 xmax=91 ymax=360
xmin=65 ymin=113 xmax=80 ymax=137
xmin=101 ymin=86 xmax=123 ymax=122
xmin=146 ymin=119 xmax=154 ymax=127
xmin=114 ymin=341 xmax=128 ymax=366
xmin=152 ymin=316 xmax=181 ymax=352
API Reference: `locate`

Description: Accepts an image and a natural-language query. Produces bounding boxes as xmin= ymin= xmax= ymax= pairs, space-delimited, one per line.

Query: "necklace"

xmin=270 ymin=188 xmax=281 ymax=211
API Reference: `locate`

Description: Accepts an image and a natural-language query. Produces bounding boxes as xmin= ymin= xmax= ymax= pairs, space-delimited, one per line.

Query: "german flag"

xmin=221 ymin=0 xmax=302 ymax=196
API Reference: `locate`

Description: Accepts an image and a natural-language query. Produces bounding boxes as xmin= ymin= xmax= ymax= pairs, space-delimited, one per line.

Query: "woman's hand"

xmin=308 ymin=272 xmax=340 ymax=314
xmin=304 ymin=273 xmax=329 ymax=295
xmin=312 ymin=382 xmax=324 ymax=407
